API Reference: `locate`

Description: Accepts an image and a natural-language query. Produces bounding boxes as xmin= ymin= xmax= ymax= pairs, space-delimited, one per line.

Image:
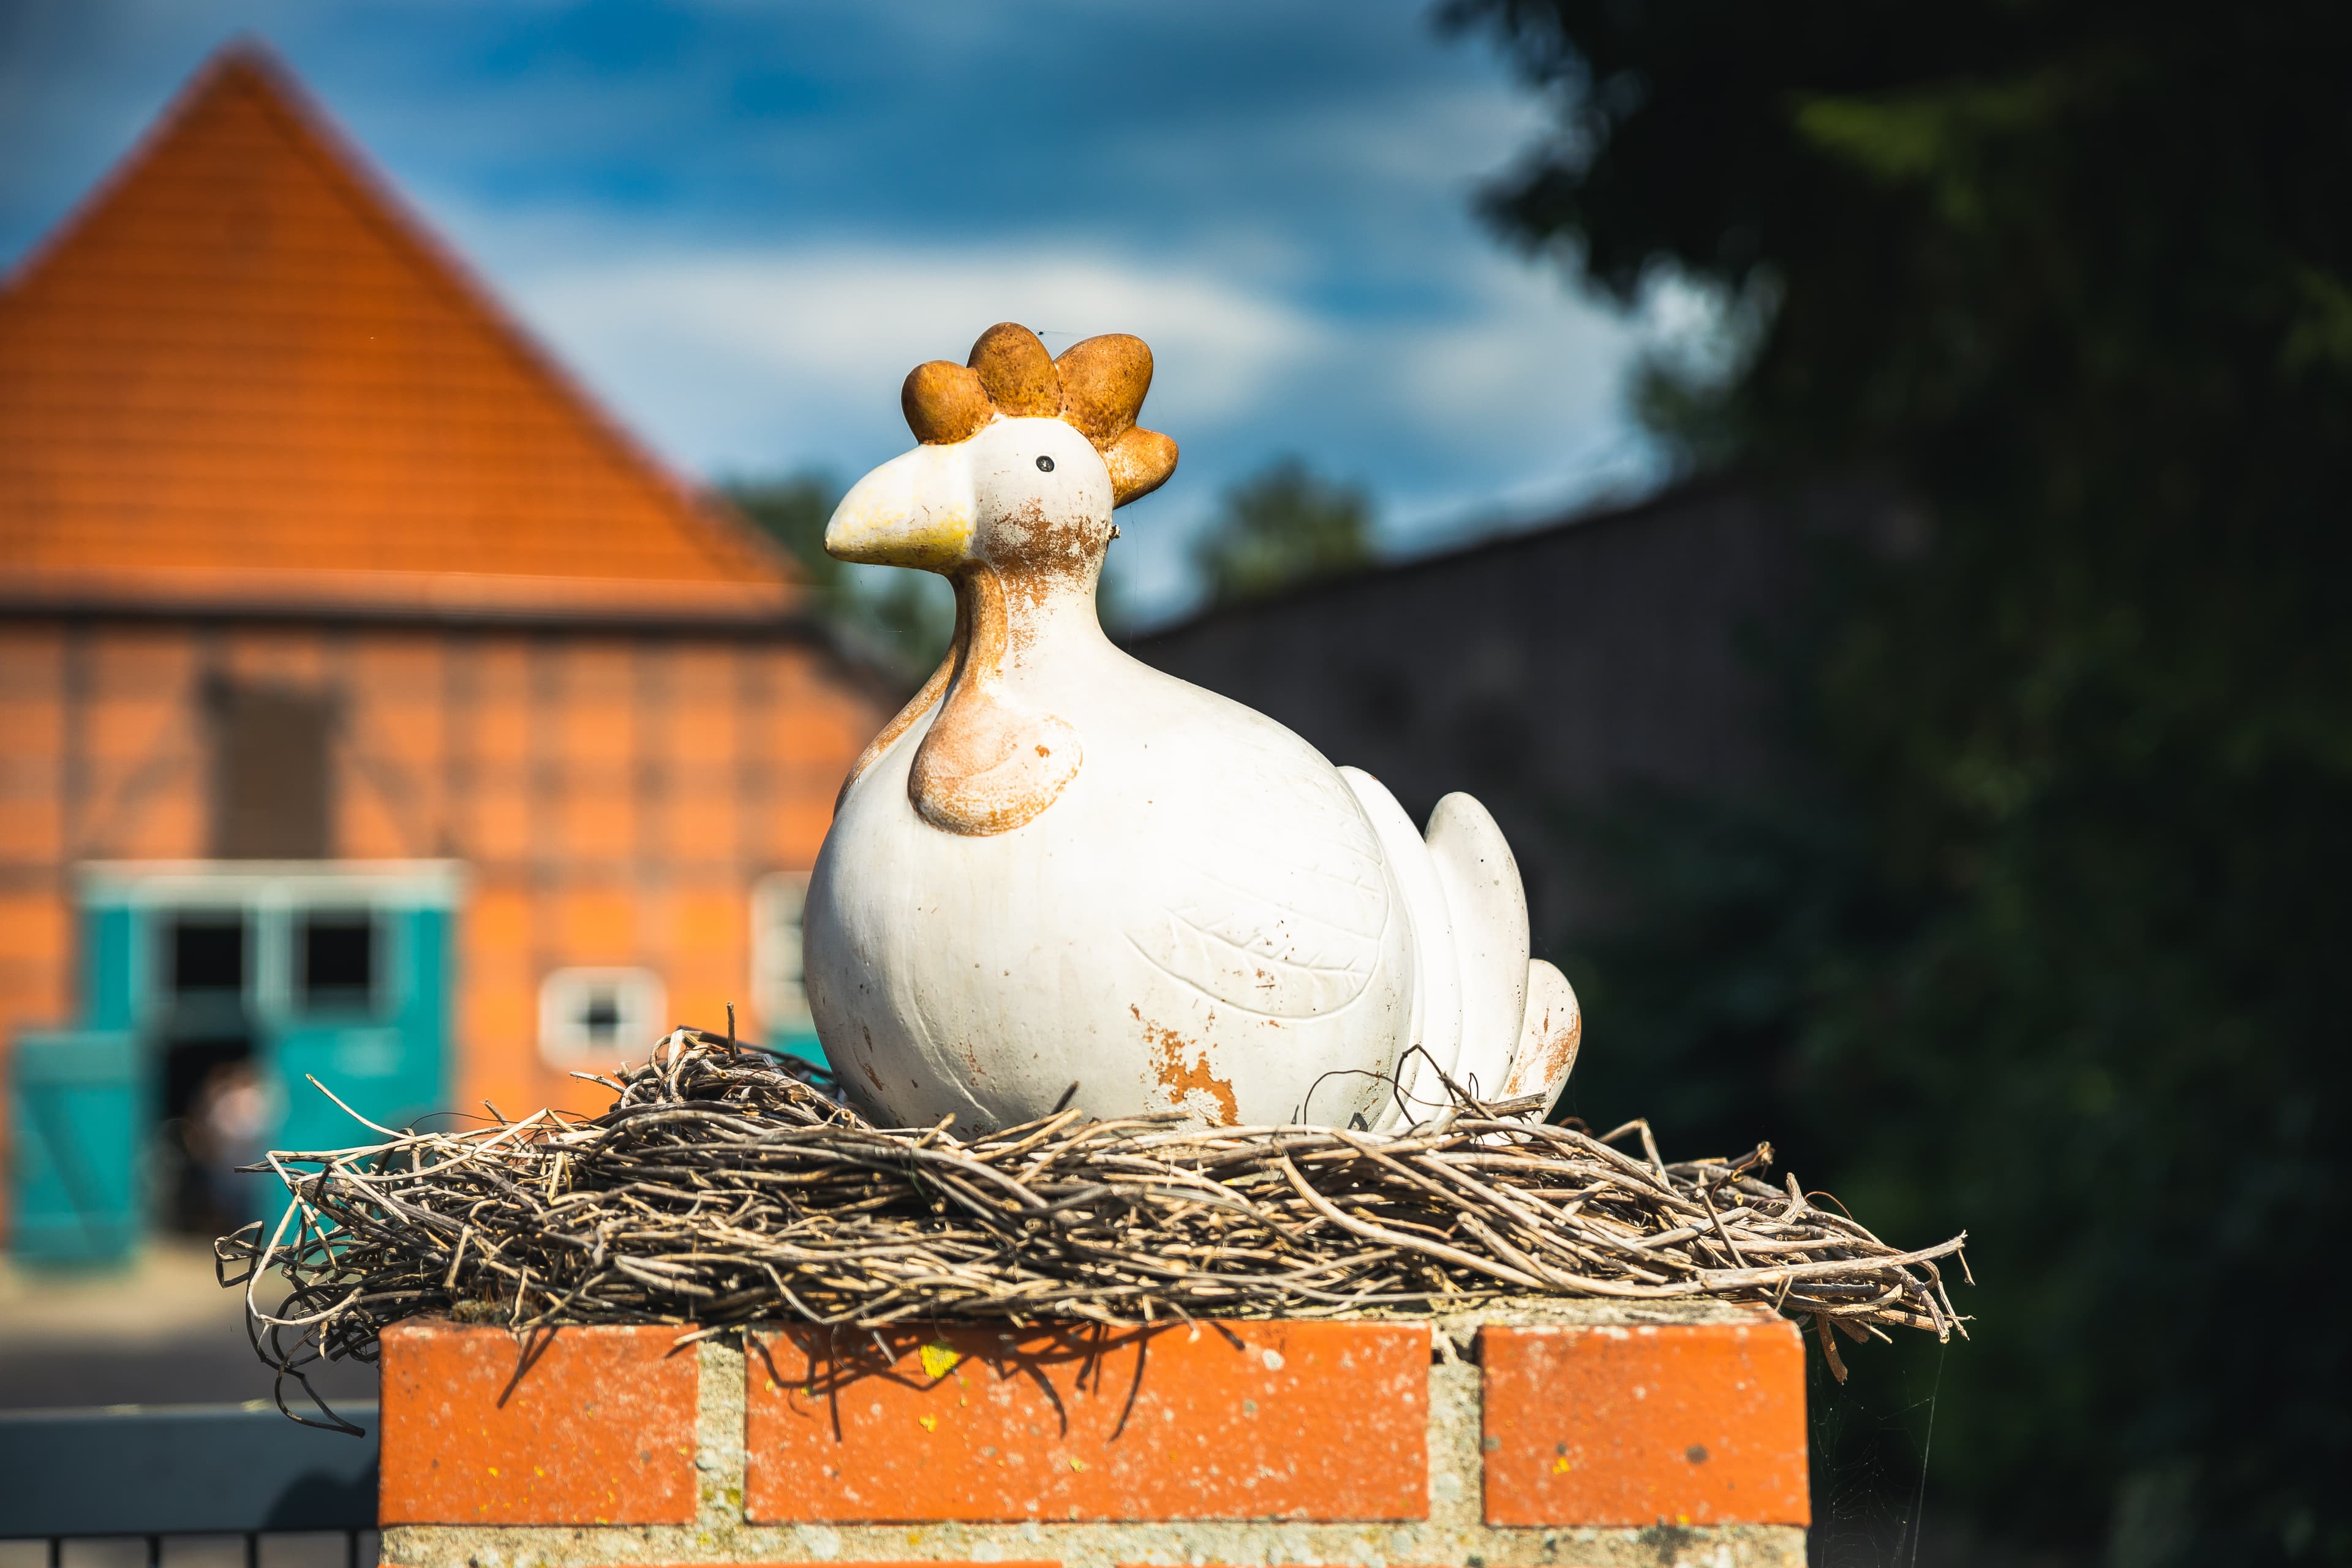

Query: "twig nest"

xmin=221 ymin=1028 xmax=1967 ymax=1428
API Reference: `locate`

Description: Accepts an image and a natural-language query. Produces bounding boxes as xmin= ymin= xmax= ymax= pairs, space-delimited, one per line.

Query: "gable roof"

xmin=0 ymin=43 xmax=796 ymax=622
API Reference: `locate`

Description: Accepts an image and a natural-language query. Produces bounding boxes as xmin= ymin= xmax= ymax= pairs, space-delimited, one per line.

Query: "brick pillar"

xmin=378 ymin=1303 xmax=1808 ymax=1567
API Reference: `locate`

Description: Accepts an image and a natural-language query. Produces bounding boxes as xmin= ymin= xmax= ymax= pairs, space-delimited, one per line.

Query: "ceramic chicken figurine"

xmin=804 ymin=323 xmax=1581 ymax=1130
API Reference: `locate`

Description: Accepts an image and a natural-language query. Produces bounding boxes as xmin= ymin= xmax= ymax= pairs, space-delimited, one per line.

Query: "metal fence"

xmin=0 ymin=1403 xmax=377 ymax=1568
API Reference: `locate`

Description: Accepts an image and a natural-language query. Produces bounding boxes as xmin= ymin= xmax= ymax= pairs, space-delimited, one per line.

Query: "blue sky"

xmin=2 ymin=1 xmax=1686 ymax=619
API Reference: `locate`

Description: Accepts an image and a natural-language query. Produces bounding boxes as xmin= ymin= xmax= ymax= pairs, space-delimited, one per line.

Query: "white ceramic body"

xmin=806 ymin=628 xmax=1418 ymax=1131
xmin=805 ymin=377 xmax=1579 ymax=1133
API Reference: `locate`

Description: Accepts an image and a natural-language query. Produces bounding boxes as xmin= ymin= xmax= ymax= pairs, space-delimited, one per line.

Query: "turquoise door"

xmin=268 ymin=905 xmax=451 ymax=1170
xmin=9 ymin=1031 xmax=143 ymax=1264
xmin=10 ymin=863 xmax=462 ymax=1262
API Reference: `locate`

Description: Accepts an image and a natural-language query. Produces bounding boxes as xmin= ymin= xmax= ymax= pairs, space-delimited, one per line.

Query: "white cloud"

xmin=434 ymin=206 xmax=1670 ymax=620
xmin=1378 ymin=254 xmax=1638 ymax=441
xmin=505 ymin=241 xmax=1327 ymax=477
xmin=494 ymin=229 xmax=1648 ymax=470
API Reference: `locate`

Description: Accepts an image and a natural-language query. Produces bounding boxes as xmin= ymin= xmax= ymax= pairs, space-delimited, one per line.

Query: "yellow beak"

xmin=824 ymin=442 xmax=977 ymax=571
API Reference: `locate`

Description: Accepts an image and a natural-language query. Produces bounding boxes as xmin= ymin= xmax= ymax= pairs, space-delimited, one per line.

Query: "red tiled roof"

xmin=0 ymin=43 xmax=796 ymax=621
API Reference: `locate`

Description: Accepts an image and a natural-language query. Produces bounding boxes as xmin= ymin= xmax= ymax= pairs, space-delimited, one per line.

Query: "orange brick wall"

xmin=374 ymin=1314 xmax=1812 ymax=1549
xmin=0 ymin=625 xmax=70 ymax=1036
xmin=0 ymin=616 xmax=883 ymax=1131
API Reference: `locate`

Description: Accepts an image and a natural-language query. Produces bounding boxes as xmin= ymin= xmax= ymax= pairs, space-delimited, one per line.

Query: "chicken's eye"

xmin=1036 ymin=455 xmax=1055 ymax=473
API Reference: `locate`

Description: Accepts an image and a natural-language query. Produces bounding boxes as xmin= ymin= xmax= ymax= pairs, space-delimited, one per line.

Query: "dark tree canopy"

xmin=1450 ymin=3 xmax=2352 ymax=1562
xmin=722 ymin=472 xmax=953 ymax=678
xmin=725 ymin=472 xmax=845 ymax=592
xmin=1191 ymin=457 xmax=1378 ymax=608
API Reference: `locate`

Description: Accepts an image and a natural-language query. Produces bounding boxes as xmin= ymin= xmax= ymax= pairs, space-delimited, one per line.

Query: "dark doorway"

xmin=206 ymin=677 xmax=336 ymax=859
xmin=157 ymin=913 xmax=258 ymax=1235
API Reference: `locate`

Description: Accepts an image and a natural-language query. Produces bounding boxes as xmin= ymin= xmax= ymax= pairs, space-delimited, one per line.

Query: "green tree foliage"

xmin=725 ymin=472 xmax=845 ymax=594
xmin=723 ymin=472 xmax=954 ymax=679
xmin=1450 ymin=3 xmax=2352 ymax=1561
xmin=1191 ymin=457 xmax=1377 ymax=608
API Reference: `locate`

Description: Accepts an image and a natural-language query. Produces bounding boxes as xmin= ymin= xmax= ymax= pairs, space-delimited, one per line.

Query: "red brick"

xmin=1480 ymin=1318 xmax=1807 ymax=1527
xmin=745 ymin=1321 xmax=1427 ymax=1524
xmin=378 ymin=1319 xmax=699 ymax=1525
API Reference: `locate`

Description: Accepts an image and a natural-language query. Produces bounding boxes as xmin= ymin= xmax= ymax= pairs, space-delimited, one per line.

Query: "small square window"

xmin=539 ymin=967 xmax=665 ymax=1066
xmin=299 ymin=911 xmax=376 ymax=1013
xmin=168 ymin=916 xmax=245 ymax=996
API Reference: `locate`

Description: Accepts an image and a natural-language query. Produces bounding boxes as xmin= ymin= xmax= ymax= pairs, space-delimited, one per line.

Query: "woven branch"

xmin=216 ymin=1028 xmax=1967 ymax=1431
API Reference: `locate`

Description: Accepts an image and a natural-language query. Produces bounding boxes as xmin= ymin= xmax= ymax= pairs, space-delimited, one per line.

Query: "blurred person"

xmin=187 ymin=1059 xmax=275 ymax=1232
